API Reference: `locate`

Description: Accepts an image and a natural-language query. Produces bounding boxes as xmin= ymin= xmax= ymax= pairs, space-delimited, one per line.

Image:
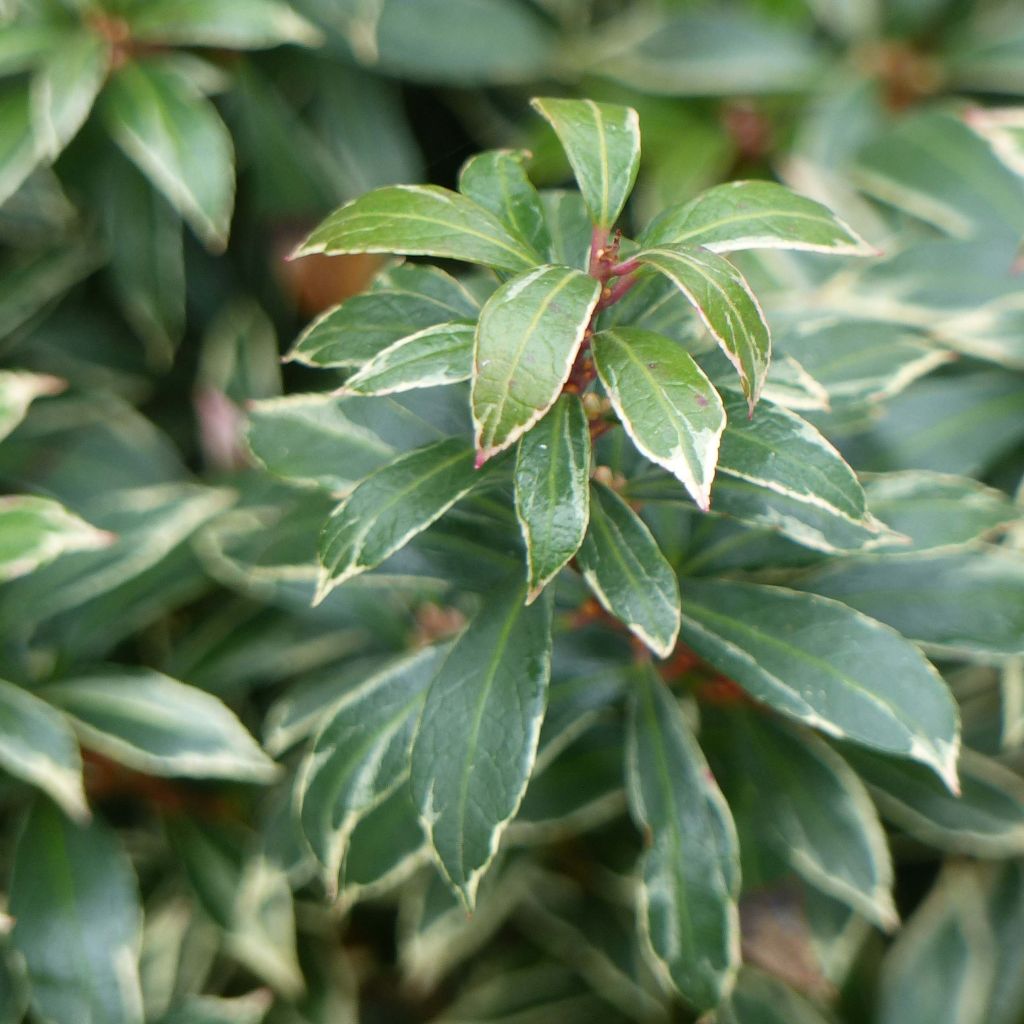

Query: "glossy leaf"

xmin=593 ymin=326 xmax=725 ymax=510
xmin=95 ymin=152 xmax=185 ymax=364
xmin=531 ymin=97 xmax=641 ymax=228
xmin=123 ymin=0 xmax=322 ymax=48
xmin=678 ymin=579 xmax=960 ymax=789
xmin=0 ymin=678 xmax=87 ymax=821
xmin=642 ymin=180 xmax=874 ymax=254
xmin=0 ymin=495 xmax=112 ymax=582
xmin=44 ymin=668 xmax=279 ymax=782
xmin=721 ymin=711 xmax=896 ymax=928
xmin=341 ymin=321 xmax=474 ymax=396
xmin=288 ymin=266 xmax=480 ymax=368
xmin=775 ymin=319 xmax=952 ymax=409
xmin=540 ymin=189 xmax=592 ymax=267
xmin=31 ymin=30 xmax=109 ymax=161
xmin=295 ymin=184 xmax=538 ymax=272
xmin=634 ymin=244 xmax=771 ymax=409
xmin=800 ymin=549 xmax=1024 ymax=658
xmin=317 ymin=438 xmax=485 ymax=600
xmin=298 ymin=643 xmax=448 ymax=888
xmin=864 ymin=471 xmax=1020 ymax=551
xmin=11 ymin=801 xmax=144 ymax=1024
xmin=514 ymin=393 xmax=590 ymax=602
xmin=577 ymin=482 xmax=680 ymax=658
xmin=472 ymin=264 xmax=600 ymax=462
xmin=103 ymin=59 xmax=235 ymax=251
xmin=458 ymin=148 xmax=550 ymax=258
xmin=411 ymin=585 xmax=553 ymax=906
xmin=626 ymin=664 xmax=740 ymax=1009
xmin=245 ymin=393 xmax=395 ymax=492
xmin=714 ymin=393 xmax=884 ymax=552
xmin=843 ymin=747 xmax=1024 ymax=858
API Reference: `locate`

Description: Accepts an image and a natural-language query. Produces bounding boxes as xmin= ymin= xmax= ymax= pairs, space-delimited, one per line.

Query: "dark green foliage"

xmin=1 ymin=1 xmax=1024 ymax=1022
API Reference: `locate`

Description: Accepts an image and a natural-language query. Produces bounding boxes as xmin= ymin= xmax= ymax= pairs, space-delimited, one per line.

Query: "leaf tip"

xmin=311 ymin=572 xmax=334 ymax=608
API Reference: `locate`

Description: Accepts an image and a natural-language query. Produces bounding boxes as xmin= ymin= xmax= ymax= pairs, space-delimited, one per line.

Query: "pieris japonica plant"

xmin=277 ymin=97 xmax=964 ymax=1014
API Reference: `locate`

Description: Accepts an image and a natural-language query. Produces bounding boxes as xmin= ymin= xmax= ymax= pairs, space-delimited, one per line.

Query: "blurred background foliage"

xmin=1 ymin=0 xmax=1024 ymax=1022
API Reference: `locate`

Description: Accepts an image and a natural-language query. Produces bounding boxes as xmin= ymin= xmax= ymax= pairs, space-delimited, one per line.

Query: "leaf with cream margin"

xmin=593 ymin=326 xmax=725 ymax=510
xmin=531 ymin=97 xmax=641 ymax=228
xmin=472 ymin=264 xmax=599 ymax=463
xmin=642 ymin=180 xmax=875 ymax=255
xmin=632 ymin=245 xmax=771 ymax=410
xmin=411 ymin=585 xmax=553 ymax=907
xmin=678 ymin=578 xmax=960 ymax=790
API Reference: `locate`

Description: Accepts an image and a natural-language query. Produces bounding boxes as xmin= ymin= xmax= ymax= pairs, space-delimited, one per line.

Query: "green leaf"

xmin=0 ymin=678 xmax=87 ymax=822
xmin=341 ymin=787 xmax=428 ymax=907
xmin=531 ymin=97 xmax=641 ymax=228
xmin=341 ymin=322 xmax=475 ymax=396
xmin=472 ymin=264 xmax=600 ymax=462
xmin=0 ymin=483 xmax=231 ymax=632
xmin=633 ymin=245 xmax=771 ymax=410
xmin=317 ymin=438 xmax=487 ymax=601
xmin=103 ymin=59 xmax=235 ymax=251
xmin=540 ymin=189 xmax=592 ymax=268
xmin=583 ymin=8 xmax=823 ymax=97
xmin=718 ymin=967 xmax=833 ymax=1024
xmin=775 ymin=320 xmax=952 ymax=409
xmin=0 ymin=24 xmax=69 ymax=76
xmin=123 ymin=0 xmax=322 ymax=49
xmin=577 ymin=482 xmax=680 ymax=658
xmin=410 ymin=584 xmax=553 ymax=906
xmin=298 ymin=643 xmax=449 ymax=889
xmin=799 ymin=549 xmax=1024 ymax=658
xmin=877 ymin=864 xmax=995 ymax=1024
xmin=593 ymin=326 xmax=725 ymax=510
xmin=855 ymin=370 xmax=1024 ymax=477
xmin=715 ymin=710 xmax=896 ymax=929
xmin=43 ymin=667 xmax=280 ymax=782
xmin=712 ymin=394 xmax=885 ymax=553
xmin=287 ymin=265 xmax=481 ymax=368
xmin=11 ymin=801 xmax=144 ymax=1024
xmin=459 ymin=148 xmax=550 ymax=259
xmin=856 ymin=111 xmax=1024 ymax=241
xmin=0 ymin=369 xmax=62 ymax=441
xmin=0 ymin=86 xmax=39 ymax=207
xmin=514 ymin=393 xmax=590 ymax=602
xmin=245 ymin=393 xmax=395 ymax=492
xmin=0 ymin=495 xmax=112 ymax=582
xmin=626 ymin=664 xmax=740 ymax=1010
xmin=678 ymin=579 xmax=960 ymax=789
xmin=641 ymin=180 xmax=874 ymax=255
xmin=295 ymin=184 xmax=538 ymax=273
xmin=984 ymin=861 xmax=1024 ymax=1024
xmin=864 ymin=471 xmax=1020 ymax=552
xmin=371 ymin=0 xmax=555 ymax=85
xmin=94 ymin=151 xmax=185 ymax=365
xmin=30 ymin=30 xmax=109 ymax=161
xmin=842 ymin=746 xmax=1024 ymax=858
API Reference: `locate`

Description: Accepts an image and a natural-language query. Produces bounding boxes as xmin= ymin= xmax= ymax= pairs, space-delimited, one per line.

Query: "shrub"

xmin=0 ymin=2 xmax=1023 ymax=1023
